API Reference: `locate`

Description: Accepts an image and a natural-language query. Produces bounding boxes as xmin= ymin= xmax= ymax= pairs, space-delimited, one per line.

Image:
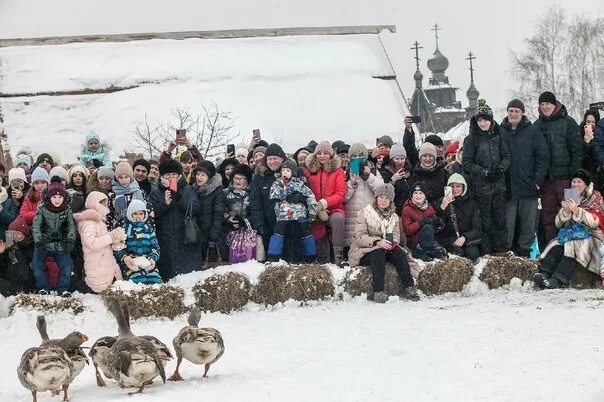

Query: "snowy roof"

xmin=424 ymin=83 xmax=457 ymax=91
xmin=434 ymin=106 xmax=466 ymax=114
xmin=0 ymin=33 xmax=409 ymax=162
xmin=442 ymin=119 xmax=470 ymax=141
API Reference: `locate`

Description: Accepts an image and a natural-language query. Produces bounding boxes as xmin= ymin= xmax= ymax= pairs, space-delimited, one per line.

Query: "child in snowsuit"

xmin=267 ymin=160 xmax=317 ymax=263
xmin=32 ymin=178 xmax=76 ymax=296
xmin=114 ymin=199 xmax=162 ymax=284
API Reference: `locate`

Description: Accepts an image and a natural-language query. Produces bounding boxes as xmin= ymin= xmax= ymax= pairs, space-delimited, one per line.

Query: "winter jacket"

xmin=224 ymin=185 xmax=251 ymax=227
xmin=593 ymin=119 xmax=604 ymax=167
xmin=540 ymin=183 xmax=604 ymax=275
xmin=401 ymin=199 xmax=441 ymax=248
xmin=435 ymin=194 xmax=481 ymax=244
xmin=68 ymin=188 xmax=87 ymax=214
xmin=348 ymin=203 xmax=401 ymax=267
xmin=107 ymin=180 xmax=149 ymax=229
xmin=149 ymin=177 xmax=201 ymax=279
xmin=32 ymin=202 xmax=76 ymax=253
xmin=74 ymin=192 xmax=122 ymax=293
xmin=343 ymin=170 xmax=384 ymax=247
xmin=250 ymin=163 xmax=280 ymax=237
xmin=0 ymin=195 xmax=18 ymax=241
xmin=533 ymin=102 xmax=582 ymax=180
xmin=403 ymin=127 xmax=420 ymax=167
xmin=270 ymin=177 xmax=317 ymax=221
xmin=304 ymin=153 xmax=346 ymax=215
xmin=409 ymin=161 xmax=449 ymax=203
xmin=379 ymin=162 xmax=412 ymax=215
xmin=79 ymin=144 xmax=111 ymax=167
xmin=0 ymin=238 xmax=35 ymax=295
xmin=462 ymin=118 xmax=511 ymax=196
xmin=500 ymin=116 xmax=549 ymax=199
xmin=19 ymin=191 xmax=42 ymax=226
xmin=114 ymin=219 xmax=160 ymax=283
xmin=194 ymin=174 xmax=226 ymax=243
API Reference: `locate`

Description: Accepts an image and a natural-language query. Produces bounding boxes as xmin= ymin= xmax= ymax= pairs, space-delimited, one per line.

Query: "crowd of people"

xmin=1 ymin=91 xmax=603 ymax=303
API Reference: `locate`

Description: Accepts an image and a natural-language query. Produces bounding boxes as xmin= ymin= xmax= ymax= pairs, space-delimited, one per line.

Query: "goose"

xmin=105 ymin=297 xmax=166 ymax=394
xmin=89 ymin=336 xmax=117 ymax=387
xmin=17 ymin=345 xmax=74 ymax=402
xmin=169 ymin=307 xmax=225 ymax=381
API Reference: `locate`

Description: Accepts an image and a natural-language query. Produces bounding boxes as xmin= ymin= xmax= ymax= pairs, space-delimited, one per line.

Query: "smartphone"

xmin=227 ymin=144 xmax=236 ymax=156
xmin=168 ymin=178 xmax=178 ymax=192
xmin=4 ymin=231 xmax=14 ymax=248
xmin=11 ymin=180 xmax=20 ymax=190
xmin=376 ymin=138 xmax=381 ymax=146
xmin=349 ymin=157 xmax=365 ymax=175
xmin=385 ymin=233 xmax=394 ymax=243
xmin=564 ymin=188 xmax=580 ymax=203
xmin=444 ymin=186 xmax=453 ymax=198
xmin=410 ymin=115 xmax=422 ymax=123
xmin=176 ymin=129 xmax=187 ymax=142
xmin=252 ymin=129 xmax=261 ymax=141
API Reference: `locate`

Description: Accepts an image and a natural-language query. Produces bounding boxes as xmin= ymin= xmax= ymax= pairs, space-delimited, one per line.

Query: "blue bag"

xmin=557 ymin=221 xmax=590 ymax=244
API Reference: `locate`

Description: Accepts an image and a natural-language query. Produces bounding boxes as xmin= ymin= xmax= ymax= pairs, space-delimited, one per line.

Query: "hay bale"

xmin=10 ymin=293 xmax=85 ymax=315
xmin=342 ymin=263 xmax=403 ymax=297
xmin=103 ymin=285 xmax=186 ymax=320
xmin=569 ymin=268 xmax=601 ymax=289
xmin=480 ymin=256 xmax=539 ymax=289
xmin=251 ymin=266 xmax=291 ymax=305
xmin=417 ymin=258 xmax=473 ymax=296
xmin=193 ymin=272 xmax=251 ymax=314
xmin=286 ymin=264 xmax=334 ymax=302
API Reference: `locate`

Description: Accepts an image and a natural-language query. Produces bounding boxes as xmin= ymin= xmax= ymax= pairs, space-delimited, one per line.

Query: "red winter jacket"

xmin=19 ymin=191 xmax=42 ymax=226
xmin=304 ymin=154 xmax=346 ymax=215
xmin=402 ymin=199 xmax=441 ymax=248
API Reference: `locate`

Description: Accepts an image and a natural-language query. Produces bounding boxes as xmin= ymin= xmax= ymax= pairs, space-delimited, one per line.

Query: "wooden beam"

xmin=0 ymin=25 xmax=396 ymax=48
xmin=0 ymin=85 xmax=138 ymax=98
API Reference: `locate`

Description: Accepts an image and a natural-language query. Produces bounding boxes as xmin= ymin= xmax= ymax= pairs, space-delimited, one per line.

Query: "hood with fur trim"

xmin=194 ymin=173 xmax=223 ymax=195
xmin=305 ymin=153 xmax=342 ymax=174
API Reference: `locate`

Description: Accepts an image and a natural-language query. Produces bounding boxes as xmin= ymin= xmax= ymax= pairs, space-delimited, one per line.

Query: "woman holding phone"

xmin=379 ymin=143 xmax=412 ymax=215
xmin=535 ymin=169 xmax=604 ymax=289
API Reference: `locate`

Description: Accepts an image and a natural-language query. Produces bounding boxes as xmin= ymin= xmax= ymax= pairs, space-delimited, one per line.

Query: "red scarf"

xmin=580 ymin=188 xmax=604 ymax=231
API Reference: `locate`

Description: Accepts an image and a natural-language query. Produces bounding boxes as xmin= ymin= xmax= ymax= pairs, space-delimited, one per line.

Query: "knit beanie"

xmin=235 ymin=147 xmax=249 ymax=158
xmin=348 ymin=143 xmax=368 ymax=158
xmin=389 ymin=143 xmax=407 ymax=159
xmin=424 ymin=134 xmax=444 ymax=147
xmin=194 ymin=160 xmax=216 ymax=179
xmin=281 ymin=159 xmax=299 ymax=177
xmin=374 ymin=183 xmax=395 ymax=202
xmin=86 ymin=131 xmax=100 ymax=145
xmin=265 ymin=143 xmax=287 ymax=159
xmin=411 ymin=181 xmax=426 ymax=195
xmin=253 ymin=146 xmax=267 ymax=156
xmin=538 ymin=91 xmax=557 ymax=105
xmin=419 ymin=143 xmax=437 ymax=158
xmin=97 ymin=166 xmax=114 ymax=179
xmin=571 ymin=168 xmax=591 ymax=186
xmin=14 ymin=154 xmax=31 ymax=169
xmin=507 ymin=99 xmax=525 ymax=113
xmin=475 ymin=99 xmax=494 ymax=121
xmin=133 ymin=159 xmax=151 ymax=173
xmin=114 ymin=161 xmax=134 ymax=179
xmin=376 ymin=135 xmax=394 ymax=147
xmin=47 ymin=177 xmax=67 ymax=198
xmin=231 ymin=163 xmax=253 ymax=183
xmin=35 ymin=153 xmax=54 ymax=166
xmin=444 ymin=142 xmax=460 ymax=158
xmin=8 ymin=167 xmax=27 ymax=184
xmin=31 ymin=166 xmax=50 ymax=184
xmin=315 ymin=141 xmax=334 ymax=156
xmin=68 ymin=164 xmax=90 ymax=180
xmin=159 ymin=159 xmax=183 ymax=176
xmin=49 ymin=166 xmax=69 ymax=183
xmin=8 ymin=215 xmax=30 ymax=237
xmin=126 ymin=199 xmax=148 ymax=222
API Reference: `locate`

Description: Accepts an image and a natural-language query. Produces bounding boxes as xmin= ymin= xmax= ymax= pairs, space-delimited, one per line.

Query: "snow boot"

xmin=372 ymin=291 xmax=389 ymax=304
xmin=402 ymin=286 xmax=420 ymax=301
xmin=534 ymin=272 xmax=561 ymax=290
xmin=267 ymin=233 xmax=285 ymax=256
xmin=333 ymin=246 xmax=345 ymax=267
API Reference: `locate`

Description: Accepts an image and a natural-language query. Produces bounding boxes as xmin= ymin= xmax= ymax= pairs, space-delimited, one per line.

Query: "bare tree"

xmin=131 ymin=101 xmax=241 ymax=160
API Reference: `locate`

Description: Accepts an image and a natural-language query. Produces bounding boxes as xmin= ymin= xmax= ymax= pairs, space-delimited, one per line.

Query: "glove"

xmin=110 ymin=228 xmax=126 ymax=243
xmin=496 ymin=167 xmax=505 ymax=178
xmin=433 ymin=217 xmax=445 ymax=228
xmin=484 ymin=169 xmax=496 ymax=181
xmin=421 ymin=218 xmax=434 ymax=226
xmin=256 ymin=226 xmax=266 ymax=236
xmin=62 ymin=240 xmax=75 ymax=253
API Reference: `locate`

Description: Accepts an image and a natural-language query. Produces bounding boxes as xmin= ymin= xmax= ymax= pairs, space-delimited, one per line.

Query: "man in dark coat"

xmin=149 ymin=159 xmax=201 ymax=280
xmin=533 ymin=91 xmax=581 ymax=241
xmin=403 ymin=116 xmax=420 ymax=167
xmin=462 ymin=99 xmax=511 ymax=253
xmin=500 ymin=99 xmax=549 ymax=256
xmin=132 ymin=159 xmax=154 ymax=196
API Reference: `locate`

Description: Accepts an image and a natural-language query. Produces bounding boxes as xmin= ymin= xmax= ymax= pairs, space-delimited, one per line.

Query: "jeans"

xmin=32 ymin=249 xmax=73 ymax=293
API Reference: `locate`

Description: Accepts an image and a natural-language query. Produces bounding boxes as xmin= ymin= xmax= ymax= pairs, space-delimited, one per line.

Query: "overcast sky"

xmin=1 ymin=0 xmax=602 ymax=118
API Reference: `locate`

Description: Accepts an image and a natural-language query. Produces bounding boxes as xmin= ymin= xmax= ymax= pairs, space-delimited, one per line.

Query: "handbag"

xmin=557 ymin=221 xmax=591 ymax=244
xmin=227 ymin=220 xmax=258 ymax=263
xmin=183 ymin=202 xmax=200 ymax=246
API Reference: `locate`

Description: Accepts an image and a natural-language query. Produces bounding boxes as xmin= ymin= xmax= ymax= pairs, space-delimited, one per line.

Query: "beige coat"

xmin=348 ymin=204 xmax=401 ymax=267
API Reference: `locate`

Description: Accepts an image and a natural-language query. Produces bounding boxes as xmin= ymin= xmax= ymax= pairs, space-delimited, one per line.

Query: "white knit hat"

xmin=30 ymin=166 xmax=50 ymax=184
xmin=8 ymin=167 xmax=27 ymax=184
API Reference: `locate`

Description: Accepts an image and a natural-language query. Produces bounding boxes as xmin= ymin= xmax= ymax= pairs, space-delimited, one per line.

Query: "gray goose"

xmin=105 ymin=297 xmax=166 ymax=394
xmin=169 ymin=307 xmax=225 ymax=381
xmin=17 ymin=344 xmax=74 ymax=402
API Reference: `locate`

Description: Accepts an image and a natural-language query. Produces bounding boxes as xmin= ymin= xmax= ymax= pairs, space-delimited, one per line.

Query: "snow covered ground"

xmin=1 ymin=260 xmax=603 ymax=402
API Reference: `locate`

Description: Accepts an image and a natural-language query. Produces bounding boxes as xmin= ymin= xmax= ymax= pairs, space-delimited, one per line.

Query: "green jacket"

xmin=32 ymin=205 xmax=76 ymax=252
xmin=533 ymin=102 xmax=582 ymax=180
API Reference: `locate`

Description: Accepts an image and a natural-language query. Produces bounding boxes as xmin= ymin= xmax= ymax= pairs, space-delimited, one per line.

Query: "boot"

xmin=534 ymin=272 xmax=561 ymax=290
xmin=333 ymin=246 xmax=345 ymax=267
xmin=372 ymin=291 xmax=389 ymax=304
xmin=402 ymin=286 xmax=420 ymax=302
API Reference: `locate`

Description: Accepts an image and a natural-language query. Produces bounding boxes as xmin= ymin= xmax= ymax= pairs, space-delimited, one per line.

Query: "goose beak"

xmin=81 ymin=333 xmax=89 ymax=342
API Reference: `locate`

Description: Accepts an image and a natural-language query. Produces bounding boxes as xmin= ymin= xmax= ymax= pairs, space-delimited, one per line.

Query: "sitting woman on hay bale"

xmin=535 ymin=169 xmax=604 ymax=289
xmin=348 ymin=183 xmax=420 ymax=303
xmin=436 ymin=173 xmax=482 ymax=262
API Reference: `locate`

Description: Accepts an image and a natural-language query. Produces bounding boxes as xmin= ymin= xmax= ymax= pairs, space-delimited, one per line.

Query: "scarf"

xmin=112 ymin=179 xmax=144 ymax=216
xmin=420 ymin=159 xmax=436 ymax=170
xmin=580 ymin=185 xmax=604 ymax=231
xmin=412 ymin=198 xmax=429 ymax=211
xmin=365 ymin=204 xmax=397 ymax=238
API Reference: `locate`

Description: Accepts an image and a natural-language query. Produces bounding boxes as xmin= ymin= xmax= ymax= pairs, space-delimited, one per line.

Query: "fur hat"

xmin=376 ymin=135 xmax=394 ymax=147
xmin=265 ymin=143 xmax=287 ymax=159
xmin=348 ymin=143 xmax=368 ymax=158
xmin=47 ymin=177 xmax=67 ymax=198
xmin=538 ymin=91 xmax=557 ymax=105
xmin=159 ymin=159 xmax=183 ymax=176
xmin=114 ymin=162 xmax=134 ymax=179
xmin=14 ymin=154 xmax=31 ymax=169
xmin=507 ymin=99 xmax=525 ymax=113
xmin=133 ymin=159 xmax=151 ymax=173
xmin=315 ymin=141 xmax=334 ymax=156
xmin=424 ymin=134 xmax=444 ymax=147
xmin=571 ymin=168 xmax=591 ymax=186
xmin=231 ymin=163 xmax=253 ymax=183
xmin=374 ymin=183 xmax=395 ymax=202
xmin=194 ymin=160 xmax=216 ymax=179
xmin=35 ymin=153 xmax=54 ymax=166
xmin=8 ymin=167 xmax=27 ymax=184
xmin=419 ymin=143 xmax=437 ymax=158
xmin=97 ymin=166 xmax=114 ymax=179
xmin=389 ymin=143 xmax=407 ymax=159
xmin=126 ymin=199 xmax=148 ymax=222
xmin=8 ymin=215 xmax=30 ymax=237
xmin=31 ymin=166 xmax=50 ymax=184
xmin=444 ymin=142 xmax=460 ymax=158
xmin=49 ymin=166 xmax=69 ymax=183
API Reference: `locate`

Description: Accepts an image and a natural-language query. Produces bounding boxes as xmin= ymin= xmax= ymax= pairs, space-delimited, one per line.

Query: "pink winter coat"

xmin=74 ymin=191 xmax=122 ymax=293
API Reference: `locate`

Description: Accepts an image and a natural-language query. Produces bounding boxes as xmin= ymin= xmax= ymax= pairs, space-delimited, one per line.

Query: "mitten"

xmin=421 ymin=218 xmax=434 ymax=226
xmin=110 ymin=227 xmax=126 ymax=243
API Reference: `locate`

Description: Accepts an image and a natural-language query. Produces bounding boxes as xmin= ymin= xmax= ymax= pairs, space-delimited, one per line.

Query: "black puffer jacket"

xmin=409 ymin=160 xmax=449 ymax=203
xmin=500 ymin=116 xmax=549 ymax=198
xmin=436 ymin=192 xmax=481 ymax=243
xmin=533 ymin=102 xmax=582 ymax=179
xmin=194 ymin=174 xmax=225 ymax=243
xmin=462 ymin=118 xmax=511 ymax=196
xmin=250 ymin=163 xmax=279 ymax=237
